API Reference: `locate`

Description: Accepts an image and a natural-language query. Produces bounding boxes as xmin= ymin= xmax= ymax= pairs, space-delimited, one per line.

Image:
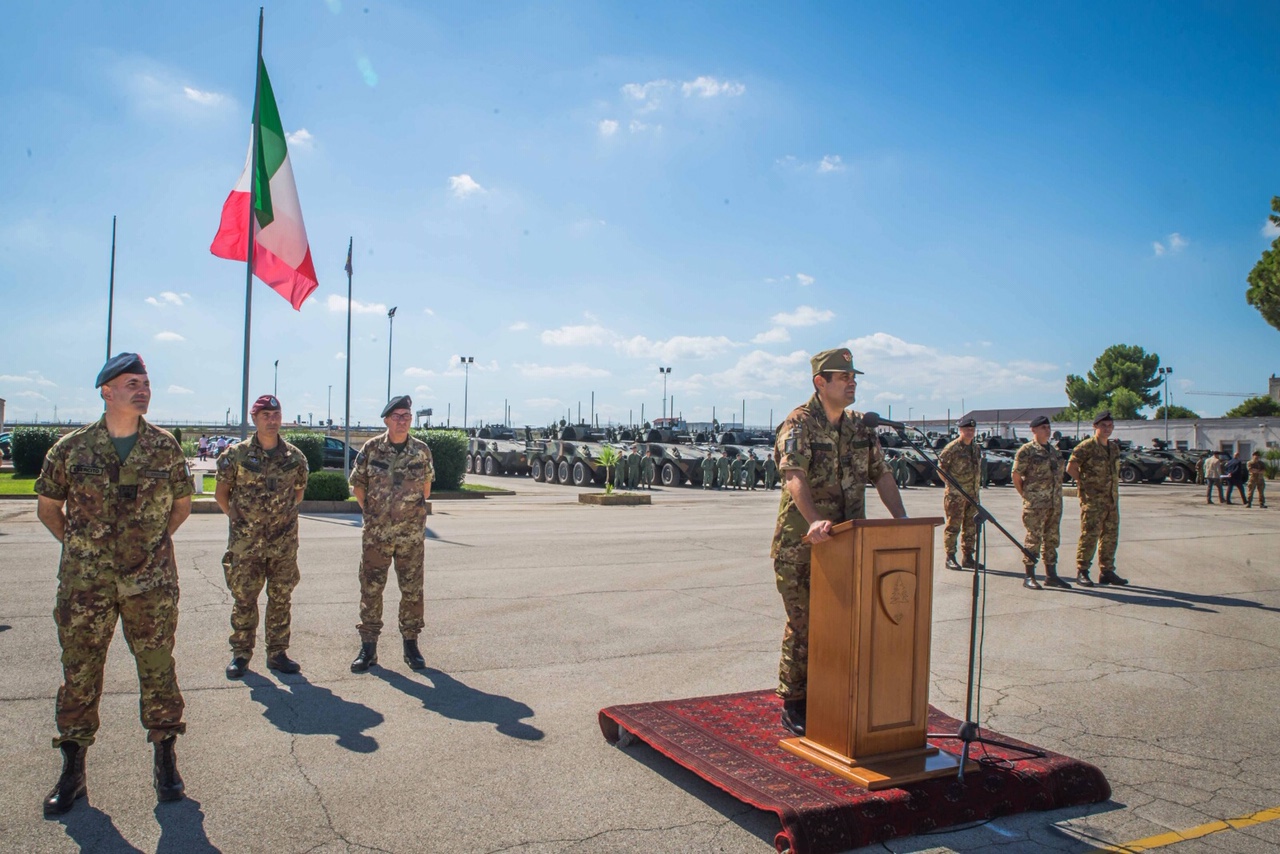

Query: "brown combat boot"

xmin=1043 ymin=565 xmax=1071 ymax=589
xmin=43 ymin=742 xmax=87 ymax=817
xmin=780 ymin=698 xmax=807 ymax=737
xmin=1022 ymin=566 xmax=1042 ymax=590
xmin=961 ymin=552 xmax=984 ymax=570
xmin=945 ymin=553 xmax=962 ymax=571
xmin=153 ymin=737 xmax=185 ymax=803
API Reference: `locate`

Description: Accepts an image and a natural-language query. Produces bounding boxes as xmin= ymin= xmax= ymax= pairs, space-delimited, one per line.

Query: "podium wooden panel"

xmin=780 ymin=517 xmax=977 ymax=789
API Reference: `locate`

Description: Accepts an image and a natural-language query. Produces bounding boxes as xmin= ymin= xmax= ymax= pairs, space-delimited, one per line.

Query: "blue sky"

xmin=2 ymin=1 xmax=1278 ymax=429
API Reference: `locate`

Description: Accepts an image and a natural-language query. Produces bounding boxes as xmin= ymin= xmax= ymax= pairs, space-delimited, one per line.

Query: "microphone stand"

xmin=891 ymin=425 xmax=1045 ymax=780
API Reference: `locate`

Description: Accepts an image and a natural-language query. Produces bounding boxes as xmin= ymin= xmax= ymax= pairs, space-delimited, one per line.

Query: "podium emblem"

xmin=878 ymin=570 xmax=916 ymax=625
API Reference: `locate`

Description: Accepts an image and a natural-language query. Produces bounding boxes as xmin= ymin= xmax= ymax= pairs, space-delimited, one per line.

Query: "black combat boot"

xmin=1098 ymin=569 xmax=1129 ymax=586
xmin=402 ymin=638 xmax=426 ymax=670
xmin=350 ymin=641 xmax=378 ymax=673
xmin=945 ymin=553 xmax=962 ymax=571
xmin=1043 ymin=566 xmax=1071 ymax=589
xmin=153 ymin=737 xmax=185 ymax=803
xmin=267 ymin=651 xmax=301 ymax=674
xmin=1076 ymin=569 xmax=1095 ymax=587
xmin=43 ymin=742 xmax=87 ymax=817
xmin=961 ymin=552 xmax=984 ymax=570
xmin=225 ymin=656 xmax=249 ymax=679
xmin=1022 ymin=567 xmax=1042 ymax=590
xmin=780 ymin=698 xmax=807 ymax=737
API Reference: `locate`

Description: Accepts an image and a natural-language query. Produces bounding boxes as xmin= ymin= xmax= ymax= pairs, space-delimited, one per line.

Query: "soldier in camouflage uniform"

xmin=730 ymin=452 xmax=744 ymax=490
xmin=772 ymin=348 xmax=906 ymax=737
xmin=743 ymin=451 xmax=758 ymax=490
xmin=1012 ymin=416 xmax=1069 ymax=590
xmin=1246 ymin=450 xmax=1267 ymax=508
xmin=627 ymin=445 xmax=642 ymax=491
xmin=34 ymin=353 xmax=191 ymax=816
xmin=640 ymin=447 xmax=657 ymax=489
xmin=938 ymin=416 xmax=983 ymax=570
xmin=763 ymin=451 xmax=779 ymax=490
xmin=717 ymin=451 xmax=732 ymax=492
xmin=349 ymin=396 xmax=435 ymax=672
xmin=700 ymin=452 xmax=716 ymax=489
xmin=613 ymin=450 xmax=629 ymax=489
xmin=1067 ymin=410 xmax=1128 ymax=587
xmin=215 ymin=394 xmax=309 ymax=679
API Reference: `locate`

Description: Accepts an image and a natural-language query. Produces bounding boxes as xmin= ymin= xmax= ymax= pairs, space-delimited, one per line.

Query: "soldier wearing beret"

xmin=730 ymin=451 xmax=745 ymax=490
xmin=627 ymin=444 xmax=642 ymax=491
xmin=348 ymin=395 xmax=435 ymax=672
xmin=939 ymin=416 xmax=983 ymax=570
xmin=1012 ymin=416 xmax=1069 ymax=590
xmin=772 ymin=348 xmax=907 ymax=736
xmin=35 ymin=353 xmax=192 ymax=815
xmin=717 ymin=449 xmax=732 ymax=492
xmin=1246 ymin=450 xmax=1267 ymax=508
xmin=742 ymin=449 xmax=759 ymax=490
xmin=763 ymin=450 xmax=779 ymax=490
xmin=640 ymin=446 xmax=657 ymax=489
xmin=215 ymin=394 xmax=310 ymax=679
xmin=1066 ymin=411 xmax=1129 ymax=586
xmin=700 ymin=451 xmax=716 ymax=489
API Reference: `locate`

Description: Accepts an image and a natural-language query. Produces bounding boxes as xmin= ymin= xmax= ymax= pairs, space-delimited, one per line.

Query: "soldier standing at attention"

xmin=35 ymin=354 xmax=192 ymax=815
xmin=1067 ymin=411 xmax=1128 ymax=587
xmin=215 ymin=394 xmax=309 ymax=679
xmin=939 ymin=416 xmax=982 ymax=570
xmin=1012 ymin=416 xmax=1069 ymax=590
xmin=1246 ymin=450 xmax=1267 ymax=508
xmin=701 ymin=451 xmax=716 ymax=489
xmin=717 ymin=449 xmax=732 ymax=492
xmin=764 ymin=450 xmax=779 ymax=490
xmin=627 ymin=444 xmax=642 ymax=491
xmin=614 ymin=449 xmax=629 ymax=489
xmin=772 ymin=348 xmax=906 ymax=737
xmin=743 ymin=451 xmax=759 ymax=490
xmin=349 ymin=396 xmax=434 ymax=672
xmin=730 ymin=451 xmax=745 ymax=490
xmin=640 ymin=447 xmax=656 ymax=489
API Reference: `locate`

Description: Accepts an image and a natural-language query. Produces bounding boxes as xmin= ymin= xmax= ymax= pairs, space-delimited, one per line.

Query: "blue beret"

xmin=95 ymin=353 xmax=146 ymax=387
xmin=381 ymin=395 xmax=412 ymax=418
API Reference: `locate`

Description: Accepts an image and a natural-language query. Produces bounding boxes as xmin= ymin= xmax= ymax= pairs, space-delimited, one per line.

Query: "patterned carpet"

xmin=599 ymin=690 xmax=1110 ymax=854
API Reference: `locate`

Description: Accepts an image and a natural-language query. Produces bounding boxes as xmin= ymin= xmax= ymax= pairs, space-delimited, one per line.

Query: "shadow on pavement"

xmin=1073 ymin=584 xmax=1280 ymax=614
xmin=155 ymin=796 xmax=219 ymax=853
xmin=243 ymin=672 xmax=384 ymax=753
xmin=0 ymin=624 xmax=10 ymax=632
xmin=56 ymin=803 xmax=145 ymax=853
xmin=374 ymin=667 xmax=544 ymax=741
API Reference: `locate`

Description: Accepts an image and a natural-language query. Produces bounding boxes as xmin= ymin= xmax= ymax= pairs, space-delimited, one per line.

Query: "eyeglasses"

xmin=387 ymin=413 xmax=413 ymax=422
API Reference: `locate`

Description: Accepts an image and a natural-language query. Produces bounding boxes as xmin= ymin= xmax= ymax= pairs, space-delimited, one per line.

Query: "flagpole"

xmin=239 ymin=7 xmax=264 ymax=441
xmin=105 ymin=215 xmax=117 ymax=360
xmin=344 ymin=236 xmax=353 ymax=478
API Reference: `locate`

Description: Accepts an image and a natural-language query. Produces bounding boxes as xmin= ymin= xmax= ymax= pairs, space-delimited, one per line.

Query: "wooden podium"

xmin=779 ymin=517 xmax=977 ymax=789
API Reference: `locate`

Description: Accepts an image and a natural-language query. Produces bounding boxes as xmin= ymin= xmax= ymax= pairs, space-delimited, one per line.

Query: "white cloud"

xmin=1154 ymin=232 xmax=1188 ymax=256
xmin=449 ymin=174 xmax=484 ymax=199
xmin=629 ymin=119 xmax=653 ymax=133
xmin=413 ymin=384 xmax=433 ymax=395
xmin=335 ymin=352 xmax=345 ymax=360
xmin=796 ymin=273 xmax=815 ymax=286
xmin=817 ymin=155 xmax=846 ymax=174
xmin=145 ymin=291 xmax=186 ymax=307
xmin=154 ymin=331 xmax=185 ymax=342
xmin=167 ymin=384 xmax=194 ymax=394
xmin=541 ymin=324 xmax=612 ymax=347
xmin=514 ymin=363 xmax=611 ymax=380
xmin=0 ymin=372 xmax=55 ymax=386
xmin=508 ymin=321 xmax=530 ymax=331
xmin=681 ymin=76 xmax=745 ymax=98
xmin=15 ymin=390 xmax=49 ymax=400
xmin=182 ymin=85 xmax=226 ymax=106
xmin=524 ymin=396 xmax=564 ymax=409
xmin=403 ymin=367 xmax=434 ymax=378
xmin=707 ymin=350 xmax=811 ymax=392
xmin=1263 ymin=219 xmax=1280 ymax=239
xmin=286 ymin=128 xmax=314 ymax=148
xmin=422 ymin=307 xmax=435 ymax=316
xmin=1152 ymin=241 xmax=1166 ymax=256
xmin=598 ymin=119 xmax=619 ymax=137
xmin=843 ymin=332 xmax=1060 ymax=400
xmin=615 ymin=334 xmax=735 ymax=361
xmin=326 ymin=294 xmax=387 ymax=314
xmin=751 ymin=327 xmax=791 ymax=344
xmin=874 ymin=392 xmax=906 ymax=402
xmin=771 ymin=305 xmax=835 ymax=327
xmin=621 ymin=79 xmax=672 ymax=104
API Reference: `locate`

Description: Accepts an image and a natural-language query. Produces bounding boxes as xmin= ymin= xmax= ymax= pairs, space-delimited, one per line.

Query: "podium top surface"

xmin=829 ymin=517 xmax=943 ymax=535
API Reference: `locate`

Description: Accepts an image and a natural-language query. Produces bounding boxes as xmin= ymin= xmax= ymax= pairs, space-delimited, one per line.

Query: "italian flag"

xmin=210 ymin=58 xmax=318 ymax=310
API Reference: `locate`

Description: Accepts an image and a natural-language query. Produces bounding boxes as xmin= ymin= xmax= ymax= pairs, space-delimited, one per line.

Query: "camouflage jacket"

xmin=939 ymin=437 xmax=982 ymax=494
xmin=1069 ymin=436 xmax=1120 ymax=506
xmin=216 ymin=434 xmax=309 ymax=546
xmin=1012 ymin=440 xmax=1063 ymax=506
xmin=772 ymin=394 xmax=889 ymax=556
xmin=1248 ymin=458 xmax=1265 ymax=480
xmin=35 ymin=416 xmax=193 ymax=594
xmin=349 ymin=432 xmax=434 ymax=529
xmin=627 ymin=452 xmax=641 ymax=480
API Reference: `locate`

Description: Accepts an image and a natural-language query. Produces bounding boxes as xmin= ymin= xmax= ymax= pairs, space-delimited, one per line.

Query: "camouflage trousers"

xmin=1077 ymin=501 xmax=1120 ymax=572
xmin=1021 ymin=499 xmax=1062 ymax=569
xmin=358 ymin=527 xmax=425 ymax=642
xmin=774 ymin=546 xmax=811 ymax=701
xmin=943 ymin=491 xmax=978 ymax=555
xmin=1247 ymin=476 xmax=1266 ymax=506
xmin=222 ymin=542 xmax=300 ymax=657
xmin=54 ymin=578 xmax=185 ymax=747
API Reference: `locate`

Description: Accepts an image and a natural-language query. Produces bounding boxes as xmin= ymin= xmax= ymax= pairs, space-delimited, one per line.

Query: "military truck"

xmin=467 ymin=436 xmax=533 ymax=477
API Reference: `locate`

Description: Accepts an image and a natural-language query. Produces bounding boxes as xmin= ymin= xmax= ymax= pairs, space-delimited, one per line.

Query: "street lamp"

xmin=460 ymin=356 xmax=474 ymax=430
xmin=273 ymin=359 xmax=279 ymax=397
xmin=386 ymin=307 xmax=397 ymax=401
xmin=659 ymin=367 xmax=672 ymax=420
xmin=327 ymin=384 xmax=332 ymax=429
xmin=1158 ymin=366 xmax=1173 ymax=443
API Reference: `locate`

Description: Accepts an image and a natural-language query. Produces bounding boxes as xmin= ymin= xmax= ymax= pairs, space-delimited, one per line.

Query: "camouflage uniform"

xmin=743 ymin=455 xmax=758 ymax=490
xmin=717 ymin=454 xmax=732 ymax=491
xmin=772 ymin=395 xmax=889 ymax=701
xmin=35 ymin=417 xmax=192 ymax=747
xmin=700 ymin=455 xmax=716 ymax=489
xmin=1246 ymin=456 xmax=1267 ymax=507
xmin=1069 ymin=436 xmax=1121 ymax=572
xmin=1013 ymin=439 xmax=1064 ymax=569
xmin=627 ymin=450 xmax=641 ymax=490
xmin=216 ymin=435 xmax=309 ymax=659
xmin=349 ymin=432 xmax=435 ymax=642
xmin=938 ymin=437 xmax=982 ymax=557
xmin=614 ymin=456 xmax=628 ymax=489
xmin=763 ymin=456 xmax=779 ymax=490
xmin=730 ymin=455 xmax=744 ymax=489
xmin=641 ymin=453 xmax=656 ymax=488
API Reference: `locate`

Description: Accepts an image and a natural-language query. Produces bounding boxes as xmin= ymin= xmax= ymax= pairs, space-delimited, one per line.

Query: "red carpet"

xmin=599 ymin=690 xmax=1110 ymax=854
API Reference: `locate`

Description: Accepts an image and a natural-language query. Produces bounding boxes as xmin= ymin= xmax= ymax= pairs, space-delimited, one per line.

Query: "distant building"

xmin=1270 ymin=374 xmax=1280 ymax=403
xmin=958 ymin=407 xmax=1066 ymax=437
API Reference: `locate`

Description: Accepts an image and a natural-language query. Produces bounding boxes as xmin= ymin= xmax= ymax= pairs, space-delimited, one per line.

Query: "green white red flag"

xmin=210 ymin=58 xmax=318 ymax=310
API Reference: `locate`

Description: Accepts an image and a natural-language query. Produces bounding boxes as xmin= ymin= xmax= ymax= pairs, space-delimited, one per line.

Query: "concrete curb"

xmin=578 ymin=493 xmax=653 ymax=506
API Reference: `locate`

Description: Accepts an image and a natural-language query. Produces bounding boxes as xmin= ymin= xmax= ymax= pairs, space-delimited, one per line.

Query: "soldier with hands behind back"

xmin=1066 ymin=411 xmax=1129 ymax=587
xmin=1012 ymin=416 xmax=1069 ymax=590
xmin=939 ymin=416 xmax=983 ymax=570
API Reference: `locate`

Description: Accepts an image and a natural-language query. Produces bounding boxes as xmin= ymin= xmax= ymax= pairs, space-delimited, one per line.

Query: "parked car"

xmin=323 ymin=436 xmax=356 ymax=469
xmin=0 ymin=432 xmax=11 ymax=460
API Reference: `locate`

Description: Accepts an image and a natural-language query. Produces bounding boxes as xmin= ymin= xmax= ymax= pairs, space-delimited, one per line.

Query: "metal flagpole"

xmin=238 ymin=7 xmax=265 ymax=441
xmin=106 ymin=215 xmax=117 ymax=360
xmin=344 ymin=237 xmax=353 ymax=478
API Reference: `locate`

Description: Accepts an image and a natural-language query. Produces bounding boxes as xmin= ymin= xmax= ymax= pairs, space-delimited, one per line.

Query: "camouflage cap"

xmin=381 ymin=395 xmax=412 ymax=417
xmin=958 ymin=416 xmax=976 ymax=428
xmin=95 ymin=352 xmax=147 ymax=387
xmin=250 ymin=394 xmax=281 ymax=415
xmin=1092 ymin=410 xmax=1114 ymax=425
xmin=1029 ymin=415 xmax=1051 ymax=428
xmin=810 ymin=348 xmax=862 ymax=376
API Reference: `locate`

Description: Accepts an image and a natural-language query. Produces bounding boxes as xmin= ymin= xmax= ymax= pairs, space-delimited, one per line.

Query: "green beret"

xmin=382 ymin=395 xmax=413 ymax=417
xmin=810 ymin=348 xmax=862 ymax=376
xmin=95 ymin=353 xmax=147 ymax=387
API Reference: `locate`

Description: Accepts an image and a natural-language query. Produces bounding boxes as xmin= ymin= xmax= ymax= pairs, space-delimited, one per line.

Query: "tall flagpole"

xmin=344 ymin=237 xmax=353 ymax=478
xmin=239 ymin=7 xmax=265 ymax=441
xmin=105 ymin=215 xmax=117 ymax=360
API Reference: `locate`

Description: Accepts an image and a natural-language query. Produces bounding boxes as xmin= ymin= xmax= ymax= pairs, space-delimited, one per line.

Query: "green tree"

xmin=1224 ymin=395 xmax=1280 ymax=418
xmin=1058 ymin=344 xmax=1163 ymax=421
xmin=1153 ymin=404 xmax=1199 ymax=420
xmin=1246 ymin=196 xmax=1280 ymax=331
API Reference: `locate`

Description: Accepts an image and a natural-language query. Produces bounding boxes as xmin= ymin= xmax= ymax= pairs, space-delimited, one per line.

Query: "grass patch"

xmin=0 ymin=473 xmax=38 ymax=495
xmin=457 ymin=483 xmax=515 ymax=495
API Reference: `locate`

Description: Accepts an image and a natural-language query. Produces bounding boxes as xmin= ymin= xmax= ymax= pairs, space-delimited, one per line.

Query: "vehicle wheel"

xmin=1169 ymin=466 xmax=1187 ymax=484
xmin=904 ymin=467 xmax=919 ymax=487
xmin=1120 ymin=465 xmax=1139 ymax=484
xmin=571 ymin=460 xmax=591 ymax=486
xmin=661 ymin=462 xmax=679 ymax=487
xmin=531 ymin=459 xmax=545 ymax=481
xmin=544 ymin=459 xmax=558 ymax=484
xmin=465 ymin=453 xmax=475 ymax=473
xmin=484 ymin=455 xmax=499 ymax=476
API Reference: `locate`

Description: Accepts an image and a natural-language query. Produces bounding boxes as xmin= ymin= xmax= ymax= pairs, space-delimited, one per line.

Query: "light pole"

xmin=659 ymin=366 xmax=672 ymax=420
xmin=1158 ymin=366 xmax=1173 ymax=443
xmin=386 ymin=307 xmax=397 ymax=401
xmin=327 ymin=384 xmax=332 ymax=428
xmin=273 ymin=359 xmax=279 ymax=397
xmin=460 ymin=356 xmax=474 ymax=430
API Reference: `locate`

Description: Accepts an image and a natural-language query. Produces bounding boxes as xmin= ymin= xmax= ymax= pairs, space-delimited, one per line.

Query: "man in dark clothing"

xmin=1224 ymin=452 xmax=1248 ymax=505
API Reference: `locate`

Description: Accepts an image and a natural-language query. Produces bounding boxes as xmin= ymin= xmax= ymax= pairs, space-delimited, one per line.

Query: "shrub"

xmin=413 ymin=428 xmax=467 ymax=490
xmin=180 ymin=439 xmax=197 ymax=458
xmin=12 ymin=427 xmax=61 ymax=476
xmin=304 ymin=471 xmax=351 ymax=501
xmin=173 ymin=427 xmax=183 ymax=445
xmin=284 ymin=431 xmax=325 ymax=473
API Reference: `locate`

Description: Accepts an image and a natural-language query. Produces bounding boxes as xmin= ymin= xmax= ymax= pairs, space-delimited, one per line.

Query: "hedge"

xmin=12 ymin=427 xmax=61 ymax=476
xmin=283 ymin=431 xmax=325 ymax=474
xmin=305 ymin=471 xmax=352 ymax=501
xmin=413 ymin=428 xmax=467 ymax=491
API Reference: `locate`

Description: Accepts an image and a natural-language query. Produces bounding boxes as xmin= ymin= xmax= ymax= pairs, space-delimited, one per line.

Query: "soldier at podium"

xmin=772 ymin=348 xmax=908 ymax=737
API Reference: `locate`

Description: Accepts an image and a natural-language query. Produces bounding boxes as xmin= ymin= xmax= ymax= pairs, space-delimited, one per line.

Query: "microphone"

xmin=861 ymin=411 xmax=907 ymax=432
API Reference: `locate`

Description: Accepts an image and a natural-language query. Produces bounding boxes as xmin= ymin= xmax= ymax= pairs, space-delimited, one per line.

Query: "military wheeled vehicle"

xmin=467 ymin=437 xmax=533 ymax=477
xmin=1119 ymin=449 xmax=1170 ymax=484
